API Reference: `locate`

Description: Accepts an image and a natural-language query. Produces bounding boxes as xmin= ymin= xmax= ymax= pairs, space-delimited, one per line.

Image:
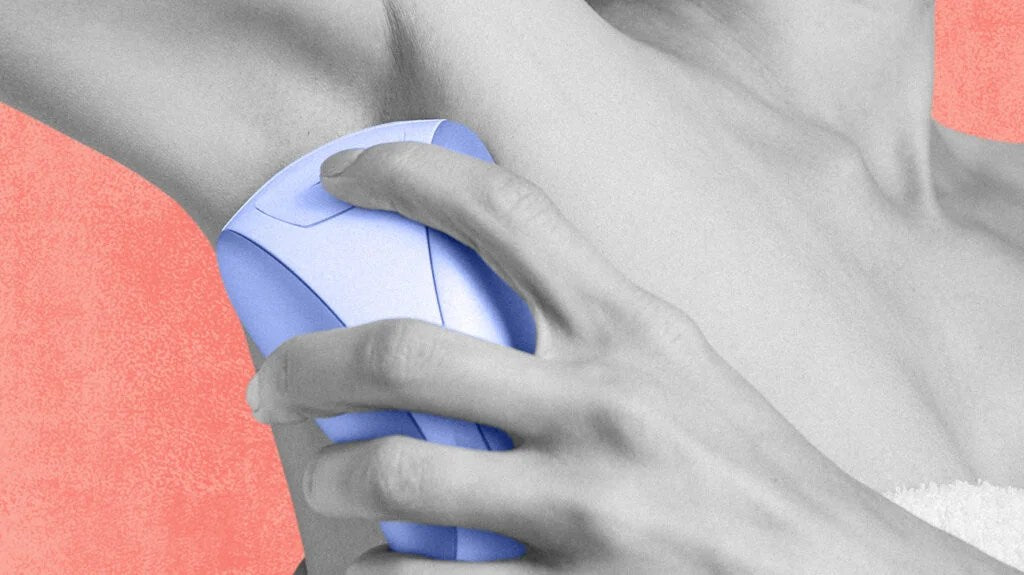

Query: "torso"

xmin=351 ymin=1 xmax=1024 ymax=494
xmin=7 ymin=3 xmax=1021 ymax=570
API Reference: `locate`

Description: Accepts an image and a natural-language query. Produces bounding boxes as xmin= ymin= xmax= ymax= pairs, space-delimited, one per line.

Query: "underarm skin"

xmin=1 ymin=1 xmax=404 ymax=567
xmin=0 ymin=0 xmax=395 ymax=244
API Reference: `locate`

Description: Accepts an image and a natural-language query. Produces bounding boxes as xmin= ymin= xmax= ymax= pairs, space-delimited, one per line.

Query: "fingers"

xmin=304 ymin=435 xmax=555 ymax=545
xmin=348 ymin=544 xmax=540 ymax=575
xmin=319 ymin=142 xmax=637 ymax=346
xmin=248 ymin=317 xmax=565 ymax=434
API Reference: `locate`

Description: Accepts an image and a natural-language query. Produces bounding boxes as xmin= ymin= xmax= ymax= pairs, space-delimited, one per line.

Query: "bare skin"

xmin=2 ymin=0 xmax=1023 ymax=572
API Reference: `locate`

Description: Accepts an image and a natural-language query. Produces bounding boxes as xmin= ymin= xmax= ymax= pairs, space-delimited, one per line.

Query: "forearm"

xmin=0 ymin=0 xmax=393 ymax=244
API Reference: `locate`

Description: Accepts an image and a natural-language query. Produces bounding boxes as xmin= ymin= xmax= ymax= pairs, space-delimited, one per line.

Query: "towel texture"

xmin=884 ymin=480 xmax=1024 ymax=571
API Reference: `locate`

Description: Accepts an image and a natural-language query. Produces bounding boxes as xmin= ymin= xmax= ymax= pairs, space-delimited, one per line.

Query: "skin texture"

xmin=252 ymin=142 xmax=1021 ymax=573
xmin=2 ymin=0 xmax=1023 ymax=572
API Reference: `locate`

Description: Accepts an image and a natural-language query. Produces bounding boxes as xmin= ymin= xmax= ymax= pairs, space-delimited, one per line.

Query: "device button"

xmin=254 ymin=181 xmax=353 ymax=227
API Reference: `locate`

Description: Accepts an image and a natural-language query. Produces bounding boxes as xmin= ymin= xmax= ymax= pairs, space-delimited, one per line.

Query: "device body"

xmin=216 ymin=119 xmax=535 ymax=561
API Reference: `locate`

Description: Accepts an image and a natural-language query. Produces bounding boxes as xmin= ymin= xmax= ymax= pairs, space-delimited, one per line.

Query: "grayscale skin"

xmin=3 ymin=1 xmax=1023 ymax=573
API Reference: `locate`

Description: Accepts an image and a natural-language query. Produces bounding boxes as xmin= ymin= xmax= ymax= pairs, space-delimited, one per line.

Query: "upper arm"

xmin=0 ymin=0 xmax=394 ymax=241
xmin=935 ymin=122 xmax=1024 ymax=191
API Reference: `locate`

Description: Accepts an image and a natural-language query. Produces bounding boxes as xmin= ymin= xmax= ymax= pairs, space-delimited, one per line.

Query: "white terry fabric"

xmin=883 ymin=480 xmax=1024 ymax=570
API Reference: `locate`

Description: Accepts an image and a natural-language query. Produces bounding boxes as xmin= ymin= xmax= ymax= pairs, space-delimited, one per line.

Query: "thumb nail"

xmin=321 ymin=148 xmax=365 ymax=179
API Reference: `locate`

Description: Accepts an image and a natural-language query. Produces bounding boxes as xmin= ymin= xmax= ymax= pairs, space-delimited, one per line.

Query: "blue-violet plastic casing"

xmin=215 ymin=119 xmax=535 ymax=561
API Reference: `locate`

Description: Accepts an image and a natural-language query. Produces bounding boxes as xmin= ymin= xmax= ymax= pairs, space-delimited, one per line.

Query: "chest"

xmin=438 ymin=106 xmax=1024 ymax=494
xmin=367 ymin=14 xmax=1024 ymax=492
xmin=577 ymin=152 xmax=1024 ymax=494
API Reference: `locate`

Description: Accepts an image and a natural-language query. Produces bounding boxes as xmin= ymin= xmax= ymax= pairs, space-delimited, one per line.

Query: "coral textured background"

xmin=1 ymin=2 xmax=1022 ymax=572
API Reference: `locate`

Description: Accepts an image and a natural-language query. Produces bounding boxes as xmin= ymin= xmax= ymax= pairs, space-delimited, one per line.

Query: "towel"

xmin=884 ymin=480 xmax=1024 ymax=570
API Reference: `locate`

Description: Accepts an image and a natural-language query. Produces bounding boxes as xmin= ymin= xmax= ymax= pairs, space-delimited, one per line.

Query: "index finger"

xmin=319 ymin=141 xmax=635 ymax=348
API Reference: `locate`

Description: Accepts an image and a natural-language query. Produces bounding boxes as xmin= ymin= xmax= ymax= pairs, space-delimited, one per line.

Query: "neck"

xmin=723 ymin=1 xmax=938 ymax=203
xmin=597 ymin=0 xmax=940 ymax=206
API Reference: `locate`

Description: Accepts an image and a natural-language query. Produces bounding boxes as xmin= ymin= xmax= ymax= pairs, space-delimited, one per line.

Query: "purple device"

xmin=215 ymin=119 xmax=534 ymax=561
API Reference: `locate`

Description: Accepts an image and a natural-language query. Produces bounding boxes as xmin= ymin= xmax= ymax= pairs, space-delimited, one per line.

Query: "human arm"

xmin=0 ymin=1 xmax=403 ymax=567
xmin=7 ymin=2 xmax=1024 ymax=571
xmin=0 ymin=0 xmax=394 ymax=243
xmin=247 ymin=141 xmax=1024 ymax=574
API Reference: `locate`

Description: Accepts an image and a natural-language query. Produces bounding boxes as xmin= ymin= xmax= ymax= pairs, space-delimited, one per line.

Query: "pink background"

xmin=1 ymin=2 xmax=1022 ymax=572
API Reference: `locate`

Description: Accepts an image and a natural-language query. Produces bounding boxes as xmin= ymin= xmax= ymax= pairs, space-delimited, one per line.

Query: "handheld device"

xmin=215 ymin=119 xmax=535 ymax=561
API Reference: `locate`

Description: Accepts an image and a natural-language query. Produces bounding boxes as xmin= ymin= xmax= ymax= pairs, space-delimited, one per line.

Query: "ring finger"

xmin=303 ymin=435 xmax=559 ymax=546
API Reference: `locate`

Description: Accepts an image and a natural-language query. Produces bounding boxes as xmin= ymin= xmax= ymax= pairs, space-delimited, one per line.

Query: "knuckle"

xmin=581 ymin=391 xmax=652 ymax=457
xmin=562 ymin=359 xmax=673 ymax=457
xmin=364 ymin=437 xmax=423 ymax=516
xmin=362 ymin=321 xmax=432 ymax=389
xmin=360 ymin=142 xmax=424 ymax=210
xmin=389 ymin=141 xmax=428 ymax=175
xmin=632 ymin=293 xmax=709 ymax=357
xmin=481 ymin=172 xmax=553 ymax=223
xmin=367 ymin=140 xmax=422 ymax=173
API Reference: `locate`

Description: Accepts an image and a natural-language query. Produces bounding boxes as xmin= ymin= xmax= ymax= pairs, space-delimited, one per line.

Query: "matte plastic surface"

xmin=215 ymin=119 xmax=534 ymax=561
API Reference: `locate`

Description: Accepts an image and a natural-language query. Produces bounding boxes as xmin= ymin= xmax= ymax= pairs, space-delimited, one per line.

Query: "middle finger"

xmin=250 ymin=318 xmax=567 ymax=437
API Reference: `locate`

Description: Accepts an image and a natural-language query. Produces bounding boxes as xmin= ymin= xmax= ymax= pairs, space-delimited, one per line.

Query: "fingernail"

xmin=302 ymin=460 xmax=319 ymax=501
xmin=246 ymin=371 xmax=262 ymax=412
xmin=321 ymin=148 xmax=365 ymax=180
xmin=246 ymin=371 xmax=305 ymax=425
xmin=252 ymin=405 xmax=307 ymax=426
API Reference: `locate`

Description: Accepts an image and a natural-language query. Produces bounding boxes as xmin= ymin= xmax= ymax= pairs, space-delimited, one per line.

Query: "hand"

xmin=246 ymin=141 xmax=905 ymax=574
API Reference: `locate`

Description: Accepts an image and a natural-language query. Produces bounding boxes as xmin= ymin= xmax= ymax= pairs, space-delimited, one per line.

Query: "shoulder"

xmin=0 ymin=0 xmax=399 ymax=244
xmin=935 ymin=121 xmax=1024 ymax=194
xmin=934 ymin=121 xmax=1024 ymax=251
